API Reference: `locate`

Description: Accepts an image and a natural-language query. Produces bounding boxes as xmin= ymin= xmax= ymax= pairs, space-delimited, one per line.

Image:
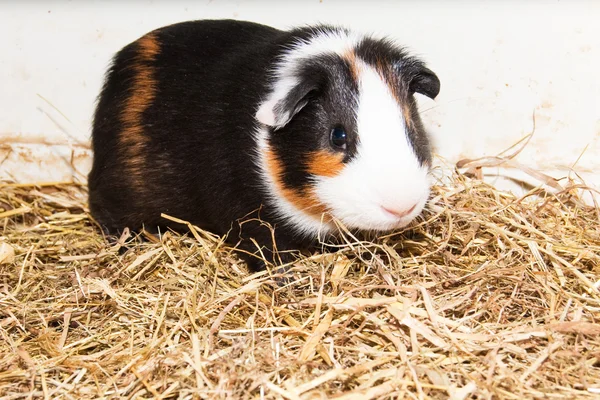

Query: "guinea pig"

xmin=88 ymin=19 xmax=440 ymax=274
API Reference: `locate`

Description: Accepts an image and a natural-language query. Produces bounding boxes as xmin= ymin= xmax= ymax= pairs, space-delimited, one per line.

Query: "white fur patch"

xmin=314 ymin=62 xmax=431 ymax=231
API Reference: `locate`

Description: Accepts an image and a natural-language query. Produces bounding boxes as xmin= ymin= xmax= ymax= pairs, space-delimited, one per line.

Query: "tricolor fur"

xmin=88 ymin=19 xmax=440 ymax=273
xmin=255 ymin=27 xmax=439 ymax=235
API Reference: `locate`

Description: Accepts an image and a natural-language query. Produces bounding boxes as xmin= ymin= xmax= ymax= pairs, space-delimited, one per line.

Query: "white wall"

xmin=2 ymin=0 xmax=599 ymax=199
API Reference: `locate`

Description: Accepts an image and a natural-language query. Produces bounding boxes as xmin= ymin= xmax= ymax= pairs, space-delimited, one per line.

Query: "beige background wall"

xmin=2 ymin=1 xmax=599 ymax=199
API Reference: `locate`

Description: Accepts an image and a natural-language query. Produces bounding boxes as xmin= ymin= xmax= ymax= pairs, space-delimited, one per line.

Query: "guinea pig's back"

xmin=89 ymin=20 xmax=283 ymax=234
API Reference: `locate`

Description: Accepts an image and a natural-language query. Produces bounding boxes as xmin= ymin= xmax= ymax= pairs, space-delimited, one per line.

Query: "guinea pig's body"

xmin=88 ymin=19 xmax=440 ymax=272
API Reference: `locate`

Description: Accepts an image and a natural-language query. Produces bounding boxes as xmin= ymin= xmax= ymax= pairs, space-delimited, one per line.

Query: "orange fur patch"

xmin=400 ymin=100 xmax=416 ymax=131
xmin=265 ymin=148 xmax=329 ymax=218
xmin=307 ymin=151 xmax=344 ymax=178
xmin=119 ymin=33 xmax=160 ymax=189
xmin=137 ymin=34 xmax=160 ymax=59
xmin=344 ymin=50 xmax=361 ymax=83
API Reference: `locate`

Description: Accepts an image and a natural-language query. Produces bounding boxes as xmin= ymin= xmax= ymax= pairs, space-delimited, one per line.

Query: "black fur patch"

xmin=267 ymin=52 xmax=360 ymax=191
xmin=89 ymin=20 xmax=308 ymax=269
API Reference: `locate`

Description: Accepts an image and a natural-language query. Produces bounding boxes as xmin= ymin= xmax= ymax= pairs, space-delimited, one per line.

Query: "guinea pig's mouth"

xmin=380 ymin=204 xmax=418 ymax=220
xmin=326 ymin=202 xmax=424 ymax=233
xmin=367 ymin=197 xmax=429 ymax=232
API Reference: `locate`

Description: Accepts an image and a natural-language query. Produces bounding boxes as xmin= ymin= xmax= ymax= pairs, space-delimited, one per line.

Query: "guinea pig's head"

xmin=255 ymin=28 xmax=440 ymax=236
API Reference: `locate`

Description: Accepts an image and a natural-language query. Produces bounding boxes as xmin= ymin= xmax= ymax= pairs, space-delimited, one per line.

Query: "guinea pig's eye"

xmin=330 ymin=126 xmax=348 ymax=150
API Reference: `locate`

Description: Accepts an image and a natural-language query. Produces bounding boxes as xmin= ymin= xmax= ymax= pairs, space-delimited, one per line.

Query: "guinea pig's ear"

xmin=407 ymin=66 xmax=440 ymax=100
xmin=256 ymin=76 xmax=319 ymax=130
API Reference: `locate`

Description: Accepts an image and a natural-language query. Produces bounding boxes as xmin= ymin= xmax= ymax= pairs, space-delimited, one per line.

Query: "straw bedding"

xmin=1 ymin=168 xmax=599 ymax=399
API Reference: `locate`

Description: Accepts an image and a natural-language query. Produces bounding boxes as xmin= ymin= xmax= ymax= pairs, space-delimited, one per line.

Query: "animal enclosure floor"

xmin=0 ymin=173 xmax=599 ymax=399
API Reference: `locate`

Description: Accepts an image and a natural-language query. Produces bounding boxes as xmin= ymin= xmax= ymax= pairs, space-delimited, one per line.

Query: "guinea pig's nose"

xmin=381 ymin=204 xmax=417 ymax=219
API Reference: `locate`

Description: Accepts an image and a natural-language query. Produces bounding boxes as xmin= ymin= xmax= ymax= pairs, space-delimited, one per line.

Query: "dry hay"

xmin=0 ymin=170 xmax=599 ymax=400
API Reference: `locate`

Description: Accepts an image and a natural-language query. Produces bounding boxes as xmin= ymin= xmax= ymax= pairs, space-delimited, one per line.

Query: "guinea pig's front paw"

xmin=270 ymin=264 xmax=296 ymax=287
xmin=246 ymin=257 xmax=295 ymax=287
xmin=270 ymin=251 xmax=303 ymax=287
xmin=254 ymin=261 xmax=294 ymax=287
